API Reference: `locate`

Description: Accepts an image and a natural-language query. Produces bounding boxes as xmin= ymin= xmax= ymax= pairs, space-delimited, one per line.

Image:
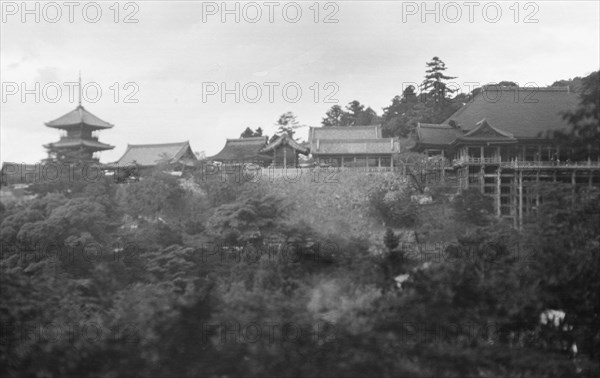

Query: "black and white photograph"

xmin=1 ymin=1 xmax=599 ymax=377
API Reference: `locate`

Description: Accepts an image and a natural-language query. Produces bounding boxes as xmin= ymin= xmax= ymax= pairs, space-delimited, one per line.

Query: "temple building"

xmin=44 ymin=105 xmax=114 ymax=162
xmin=107 ymin=141 xmax=197 ymax=176
xmin=413 ymin=86 xmax=600 ymax=228
xmin=209 ymin=135 xmax=310 ymax=167
xmin=209 ymin=136 xmax=272 ymax=166
xmin=260 ymin=134 xmax=309 ymax=167
xmin=308 ymin=125 xmax=401 ymax=168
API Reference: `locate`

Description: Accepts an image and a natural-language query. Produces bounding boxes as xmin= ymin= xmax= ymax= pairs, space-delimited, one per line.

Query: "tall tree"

xmin=345 ymin=100 xmax=365 ymax=124
xmin=381 ymin=85 xmax=420 ymax=137
xmin=559 ymin=71 xmax=599 ymax=160
xmin=240 ymin=127 xmax=264 ymax=138
xmin=271 ymin=112 xmax=302 ymax=142
xmin=421 ymin=56 xmax=458 ymax=123
xmin=322 ymin=105 xmax=345 ymax=127
xmin=240 ymin=127 xmax=254 ymax=138
xmin=355 ymin=106 xmax=381 ymax=126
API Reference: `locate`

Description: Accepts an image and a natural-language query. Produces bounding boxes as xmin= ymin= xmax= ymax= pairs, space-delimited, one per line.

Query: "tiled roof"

xmin=416 ymin=123 xmax=464 ymax=146
xmin=209 ymin=137 xmax=272 ymax=162
xmin=309 ymin=125 xmax=381 ymax=144
xmin=454 ymin=119 xmax=516 ymax=144
xmin=445 ymin=86 xmax=578 ymax=138
xmin=260 ymin=134 xmax=309 ymax=155
xmin=116 ymin=141 xmax=196 ymax=167
xmin=45 ymin=105 xmax=114 ymax=129
xmin=45 ymin=138 xmax=114 ymax=151
xmin=312 ymin=138 xmax=400 ymax=155
xmin=308 ymin=125 xmax=401 ymax=155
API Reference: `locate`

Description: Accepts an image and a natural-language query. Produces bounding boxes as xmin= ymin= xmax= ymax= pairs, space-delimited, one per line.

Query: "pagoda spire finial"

xmin=78 ymin=71 xmax=82 ymax=107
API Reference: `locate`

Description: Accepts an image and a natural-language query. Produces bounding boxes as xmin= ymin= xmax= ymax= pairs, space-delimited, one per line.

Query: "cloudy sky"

xmin=1 ymin=0 xmax=598 ymax=164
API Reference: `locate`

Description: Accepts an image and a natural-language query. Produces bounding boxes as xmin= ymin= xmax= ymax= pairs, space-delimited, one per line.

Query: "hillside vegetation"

xmin=1 ymin=166 xmax=599 ymax=377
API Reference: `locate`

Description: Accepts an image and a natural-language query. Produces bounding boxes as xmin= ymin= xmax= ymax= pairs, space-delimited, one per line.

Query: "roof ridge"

xmin=127 ymin=141 xmax=189 ymax=148
xmin=419 ymin=123 xmax=453 ymax=128
xmin=311 ymin=124 xmax=381 ymax=129
xmin=226 ymin=136 xmax=267 ymax=143
xmin=319 ymin=138 xmax=396 ymax=142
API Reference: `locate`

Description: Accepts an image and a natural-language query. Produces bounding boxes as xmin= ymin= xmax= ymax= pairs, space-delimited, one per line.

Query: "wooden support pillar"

xmin=378 ymin=157 xmax=381 ymax=168
xmin=496 ymin=167 xmax=501 ymax=217
xmin=283 ymin=146 xmax=287 ymax=168
xmin=480 ymin=165 xmax=484 ymax=193
xmin=590 ymin=170 xmax=593 ymax=188
xmin=518 ymin=170 xmax=523 ymax=230
xmin=340 ymin=156 xmax=344 ymax=168
xmin=441 ymin=150 xmax=445 ymax=183
xmin=535 ymin=170 xmax=540 ymax=209
xmin=512 ymin=172 xmax=518 ymax=229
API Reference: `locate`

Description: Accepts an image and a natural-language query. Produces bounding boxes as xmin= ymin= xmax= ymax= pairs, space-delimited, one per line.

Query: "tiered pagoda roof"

xmin=44 ymin=138 xmax=114 ymax=151
xmin=44 ymin=104 xmax=115 ymax=160
xmin=45 ymin=105 xmax=114 ymax=130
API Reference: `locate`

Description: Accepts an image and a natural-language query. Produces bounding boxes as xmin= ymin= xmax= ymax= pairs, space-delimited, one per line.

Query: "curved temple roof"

xmin=209 ymin=137 xmax=272 ymax=162
xmin=45 ymin=105 xmax=114 ymax=130
xmin=115 ymin=141 xmax=196 ymax=167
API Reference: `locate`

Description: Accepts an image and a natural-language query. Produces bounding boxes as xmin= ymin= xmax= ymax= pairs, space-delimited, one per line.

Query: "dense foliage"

xmin=2 ymin=167 xmax=598 ymax=377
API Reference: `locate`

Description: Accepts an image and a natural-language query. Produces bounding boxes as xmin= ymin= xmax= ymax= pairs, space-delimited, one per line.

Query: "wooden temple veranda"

xmin=414 ymin=86 xmax=600 ymax=228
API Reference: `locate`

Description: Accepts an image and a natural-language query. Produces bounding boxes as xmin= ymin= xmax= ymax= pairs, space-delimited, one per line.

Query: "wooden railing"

xmin=453 ymin=158 xmax=600 ymax=168
xmin=453 ymin=157 xmax=501 ymax=165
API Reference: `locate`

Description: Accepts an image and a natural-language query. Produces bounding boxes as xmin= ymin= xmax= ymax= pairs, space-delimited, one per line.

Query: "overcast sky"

xmin=1 ymin=0 xmax=599 ymax=164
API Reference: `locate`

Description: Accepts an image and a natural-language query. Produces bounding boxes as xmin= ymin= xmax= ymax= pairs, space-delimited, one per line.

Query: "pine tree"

xmin=274 ymin=112 xmax=301 ymax=139
xmin=421 ymin=56 xmax=458 ymax=123
xmin=322 ymin=105 xmax=345 ymax=126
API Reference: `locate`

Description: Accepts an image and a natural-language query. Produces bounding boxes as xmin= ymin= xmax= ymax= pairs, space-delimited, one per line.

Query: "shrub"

xmin=452 ymin=188 xmax=494 ymax=225
xmin=368 ymin=187 xmax=419 ymax=228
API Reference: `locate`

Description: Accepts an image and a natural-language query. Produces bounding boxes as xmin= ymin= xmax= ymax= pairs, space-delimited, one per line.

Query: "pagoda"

xmin=44 ymin=77 xmax=114 ymax=163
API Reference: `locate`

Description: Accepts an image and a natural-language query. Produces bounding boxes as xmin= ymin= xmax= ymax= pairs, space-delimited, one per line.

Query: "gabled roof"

xmin=308 ymin=125 xmax=382 ymax=143
xmin=452 ymin=119 xmax=517 ymax=145
xmin=308 ymin=125 xmax=401 ymax=155
xmin=260 ymin=134 xmax=309 ymax=155
xmin=116 ymin=141 xmax=196 ymax=167
xmin=416 ymin=123 xmax=464 ymax=146
xmin=445 ymin=86 xmax=578 ymax=138
xmin=45 ymin=138 xmax=114 ymax=151
xmin=312 ymin=138 xmax=401 ymax=155
xmin=45 ymin=105 xmax=114 ymax=130
xmin=209 ymin=137 xmax=271 ymax=162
